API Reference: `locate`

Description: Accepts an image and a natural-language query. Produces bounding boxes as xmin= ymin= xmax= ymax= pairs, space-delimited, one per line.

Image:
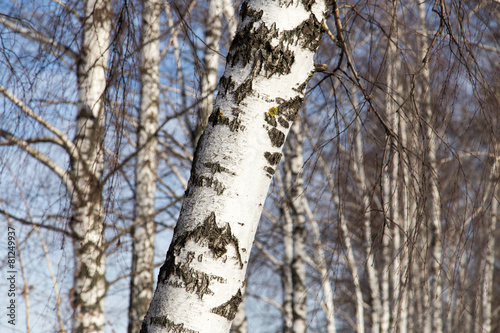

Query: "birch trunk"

xmin=319 ymin=139 xmax=364 ymax=332
xmin=70 ymin=0 xmax=111 ymax=332
xmin=282 ymin=193 xmax=294 ymax=333
xmin=353 ymin=113 xmax=381 ymax=333
xmin=482 ymin=141 xmax=499 ymax=332
xmin=285 ymin=119 xmax=307 ymax=333
xmin=417 ymin=3 xmax=443 ymax=332
xmin=141 ymin=0 xmax=327 ymax=331
xmin=128 ymin=0 xmax=162 ymax=331
xmin=195 ymin=0 xmax=224 ymax=145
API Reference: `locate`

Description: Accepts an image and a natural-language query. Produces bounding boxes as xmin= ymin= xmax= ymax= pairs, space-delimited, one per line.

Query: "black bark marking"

xmin=142 ymin=316 xmax=198 ymax=333
xmin=219 ymin=75 xmax=235 ymax=95
xmin=211 ymin=289 xmax=244 ymax=321
xmin=264 ymin=166 xmax=275 ymax=178
xmin=158 ymin=212 xmax=244 ymax=296
xmin=204 ymin=162 xmax=230 ymax=174
xmin=191 ymin=174 xmax=226 ymax=195
xmin=234 ymin=78 xmax=253 ymax=105
xmin=157 ymin=213 xmax=246 ymax=299
xmin=268 ymin=128 xmax=285 ymax=147
xmin=208 ymin=111 xmax=245 ymax=132
xmin=278 ymin=96 xmax=304 ymax=122
xmin=264 ymin=152 xmax=282 ymax=165
xmin=278 ymin=116 xmax=290 ymax=128
xmin=167 ymin=262 xmax=217 ymax=298
xmin=264 ymin=112 xmax=278 ymax=127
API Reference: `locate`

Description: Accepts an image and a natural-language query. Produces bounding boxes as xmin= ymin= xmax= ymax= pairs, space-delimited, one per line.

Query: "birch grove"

xmin=0 ymin=0 xmax=499 ymax=332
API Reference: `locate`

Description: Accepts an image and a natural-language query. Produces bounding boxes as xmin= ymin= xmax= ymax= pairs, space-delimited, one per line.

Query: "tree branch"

xmin=0 ymin=14 xmax=77 ymax=61
xmin=0 ymin=129 xmax=74 ymax=193
xmin=0 ymin=85 xmax=79 ymax=162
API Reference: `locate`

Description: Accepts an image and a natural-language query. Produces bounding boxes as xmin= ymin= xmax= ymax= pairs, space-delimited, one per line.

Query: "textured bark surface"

xmin=128 ymin=0 xmax=161 ymax=332
xmin=284 ymin=120 xmax=307 ymax=333
xmin=141 ymin=0 xmax=327 ymax=331
xmin=70 ymin=0 xmax=111 ymax=332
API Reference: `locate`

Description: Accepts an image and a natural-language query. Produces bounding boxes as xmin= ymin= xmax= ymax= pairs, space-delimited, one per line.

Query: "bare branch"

xmin=0 ymin=14 xmax=77 ymax=61
xmin=0 ymin=85 xmax=79 ymax=161
xmin=0 ymin=129 xmax=74 ymax=193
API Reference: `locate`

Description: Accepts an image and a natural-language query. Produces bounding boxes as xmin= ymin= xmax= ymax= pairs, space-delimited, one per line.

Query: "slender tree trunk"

xmin=128 ymin=0 xmax=161 ymax=332
xmin=418 ymin=3 xmax=443 ymax=332
xmin=70 ymin=0 xmax=111 ymax=332
xmin=353 ymin=112 xmax=381 ymax=333
xmin=195 ymin=0 xmax=223 ymax=145
xmin=282 ymin=196 xmax=294 ymax=333
xmin=482 ymin=141 xmax=499 ymax=333
xmin=285 ymin=119 xmax=308 ymax=333
xmin=307 ymin=204 xmax=336 ymax=333
xmin=141 ymin=0 xmax=327 ymax=331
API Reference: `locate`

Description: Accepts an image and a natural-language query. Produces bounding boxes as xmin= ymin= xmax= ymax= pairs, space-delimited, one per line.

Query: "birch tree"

xmin=128 ymin=0 xmax=162 ymax=331
xmin=65 ymin=0 xmax=113 ymax=331
xmin=140 ymin=0 xmax=328 ymax=331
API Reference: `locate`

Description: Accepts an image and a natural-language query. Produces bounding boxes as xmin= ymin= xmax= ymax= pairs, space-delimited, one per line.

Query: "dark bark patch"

xmin=283 ymin=14 xmax=323 ymax=52
xmin=209 ymin=111 xmax=245 ymax=132
xmin=191 ymin=174 xmax=225 ymax=195
xmin=264 ymin=112 xmax=277 ymax=127
xmin=264 ymin=152 xmax=282 ymax=165
xmin=277 ymin=116 xmax=290 ymax=128
xmin=143 ymin=316 xmax=198 ymax=333
xmin=195 ymin=213 xmax=242 ymax=265
xmin=239 ymin=1 xmax=263 ymax=22
xmin=211 ymin=289 xmax=243 ymax=321
xmin=219 ymin=75 xmax=235 ymax=95
xmin=268 ymin=128 xmax=285 ymax=147
xmin=264 ymin=166 xmax=275 ymax=178
xmin=168 ymin=262 xmax=217 ymax=298
xmin=301 ymin=0 xmax=315 ymax=13
xmin=278 ymin=96 xmax=304 ymax=122
xmin=204 ymin=162 xmax=230 ymax=174
xmin=157 ymin=213 xmax=245 ymax=299
xmin=233 ymin=78 xmax=253 ymax=105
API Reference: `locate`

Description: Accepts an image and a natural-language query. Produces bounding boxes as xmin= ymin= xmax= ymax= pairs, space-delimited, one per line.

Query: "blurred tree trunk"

xmin=353 ymin=109 xmax=381 ymax=333
xmin=285 ymin=119 xmax=308 ymax=333
xmin=140 ymin=0 xmax=327 ymax=331
xmin=194 ymin=0 xmax=224 ymax=145
xmin=128 ymin=0 xmax=161 ymax=331
xmin=482 ymin=140 xmax=499 ymax=332
xmin=417 ymin=3 xmax=443 ymax=332
xmin=70 ymin=0 xmax=112 ymax=332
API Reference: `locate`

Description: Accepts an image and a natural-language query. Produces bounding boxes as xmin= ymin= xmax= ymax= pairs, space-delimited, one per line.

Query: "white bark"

xmin=318 ymin=150 xmax=364 ymax=332
xmin=418 ymin=3 xmax=443 ymax=332
xmin=70 ymin=0 xmax=112 ymax=332
xmin=285 ymin=120 xmax=307 ymax=333
xmin=195 ymin=0 xmax=224 ymax=145
xmin=353 ymin=112 xmax=381 ymax=333
xmin=282 ymin=197 xmax=294 ymax=333
xmin=482 ymin=141 xmax=499 ymax=333
xmin=307 ymin=205 xmax=336 ymax=333
xmin=128 ymin=0 xmax=161 ymax=332
xmin=141 ymin=0 xmax=327 ymax=331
